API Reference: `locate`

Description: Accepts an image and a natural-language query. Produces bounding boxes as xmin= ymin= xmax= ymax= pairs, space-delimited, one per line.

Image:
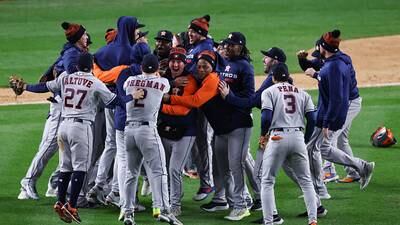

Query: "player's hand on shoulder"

xmin=297 ymin=50 xmax=308 ymax=59
xmin=218 ymin=80 xmax=230 ymax=99
xmin=162 ymin=93 xmax=171 ymax=103
xmin=132 ymin=88 xmax=145 ymax=99
xmin=258 ymin=135 xmax=269 ymax=150
xmin=305 ymin=67 xmax=316 ymax=78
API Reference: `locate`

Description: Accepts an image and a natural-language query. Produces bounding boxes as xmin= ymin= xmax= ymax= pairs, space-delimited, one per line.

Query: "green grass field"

xmin=1 ymin=0 xmax=400 ymax=225
xmin=0 ymin=86 xmax=399 ymax=225
xmin=1 ymin=0 xmax=400 ymax=85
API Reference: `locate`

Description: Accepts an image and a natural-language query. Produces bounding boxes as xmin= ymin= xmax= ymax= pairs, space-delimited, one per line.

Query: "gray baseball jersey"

xmin=46 ymin=71 xmax=116 ymax=172
xmin=122 ymin=73 xmax=172 ymax=213
xmin=47 ymin=71 xmax=116 ymax=122
xmin=260 ymin=82 xmax=317 ymax=225
xmin=124 ymin=74 xmax=170 ymax=123
xmin=261 ymin=82 xmax=315 ymax=130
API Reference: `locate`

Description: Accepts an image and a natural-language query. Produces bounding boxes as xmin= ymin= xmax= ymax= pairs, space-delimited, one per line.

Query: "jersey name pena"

xmin=124 ymin=74 xmax=170 ymax=123
xmin=261 ymin=82 xmax=315 ymax=130
xmin=47 ymin=71 xmax=116 ymax=122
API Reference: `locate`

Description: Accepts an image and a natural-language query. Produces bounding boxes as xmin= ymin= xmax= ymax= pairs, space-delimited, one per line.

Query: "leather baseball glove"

xmin=9 ymin=75 xmax=26 ymax=96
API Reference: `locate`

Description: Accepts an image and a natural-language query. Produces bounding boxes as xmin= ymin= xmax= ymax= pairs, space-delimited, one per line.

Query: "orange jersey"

xmin=162 ymin=75 xmax=198 ymax=116
xmin=93 ymin=63 xmax=129 ymax=83
xmin=170 ymin=72 xmax=219 ymax=108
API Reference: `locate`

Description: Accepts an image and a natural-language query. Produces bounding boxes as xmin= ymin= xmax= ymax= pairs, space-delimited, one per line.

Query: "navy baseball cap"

xmin=224 ymin=32 xmax=246 ymax=46
xmin=271 ymin=62 xmax=290 ymax=81
xmin=78 ymin=53 xmax=94 ymax=72
xmin=142 ymin=54 xmax=159 ymax=73
xmin=261 ymin=47 xmax=287 ymax=63
xmin=155 ymin=30 xmax=173 ymax=42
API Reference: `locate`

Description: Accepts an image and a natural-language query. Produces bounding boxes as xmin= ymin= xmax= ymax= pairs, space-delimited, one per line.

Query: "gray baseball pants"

xmin=261 ymin=129 xmax=317 ymax=225
xmin=162 ymin=136 xmax=196 ymax=207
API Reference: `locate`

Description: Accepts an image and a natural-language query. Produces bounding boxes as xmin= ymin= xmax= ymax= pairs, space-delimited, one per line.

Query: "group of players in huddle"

xmin=15 ymin=14 xmax=375 ymax=225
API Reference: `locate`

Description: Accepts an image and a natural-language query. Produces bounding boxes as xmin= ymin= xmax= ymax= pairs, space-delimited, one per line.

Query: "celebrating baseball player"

xmin=17 ymin=21 xmax=92 ymax=201
xmin=259 ymin=62 xmax=318 ymax=225
xmin=10 ymin=53 xmax=143 ymax=223
xmin=305 ymin=29 xmax=375 ymax=195
xmin=121 ymin=54 xmax=182 ymax=225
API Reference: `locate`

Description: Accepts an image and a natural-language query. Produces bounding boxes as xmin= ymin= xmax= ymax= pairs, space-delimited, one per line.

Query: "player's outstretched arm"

xmin=304 ymin=111 xmax=316 ymax=143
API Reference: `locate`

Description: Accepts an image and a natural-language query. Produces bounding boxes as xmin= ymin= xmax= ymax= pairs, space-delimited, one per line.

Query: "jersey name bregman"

xmin=126 ymin=79 xmax=166 ymax=92
xmin=63 ymin=77 xmax=93 ymax=88
xmin=277 ymin=85 xmax=299 ymax=93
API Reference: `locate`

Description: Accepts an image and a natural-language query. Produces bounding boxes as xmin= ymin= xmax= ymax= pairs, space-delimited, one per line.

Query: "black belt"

xmin=126 ymin=121 xmax=149 ymax=126
xmin=63 ymin=118 xmax=92 ymax=124
xmin=272 ymin=127 xmax=303 ymax=132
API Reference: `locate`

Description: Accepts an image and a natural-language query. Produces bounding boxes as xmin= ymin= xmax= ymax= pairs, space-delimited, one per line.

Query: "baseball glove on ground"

xmin=9 ymin=75 xmax=26 ymax=96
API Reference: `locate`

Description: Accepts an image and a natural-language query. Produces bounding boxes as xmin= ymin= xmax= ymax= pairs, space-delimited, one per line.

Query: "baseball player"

xmin=299 ymin=38 xmax=362 ymax=184
xmin=122 ymin=54 xmax=182 ymax=225
xmin=154 ymin=29 xmax=173 ymax=76
xmin=87 ymin=27 xmax=151 ymax=207
xmin=305 ymin=30 xmax=375 ymax=196
xmin=218 ymin=47 xmax=289 ymax=224
xmin=158 ymin=47 xmax=198 ymax=216
xmin=19 ymin=52 xmax=143 ymax=223
xmin=185 ymin=15 xmax=216 ymax=202
xmin=18 ymin=21 xmax=91 ymax=201
xmin=259 ymin=62 xmax=318 ymax=225
xmin=214 ymin=32 xmax=254 ymax=221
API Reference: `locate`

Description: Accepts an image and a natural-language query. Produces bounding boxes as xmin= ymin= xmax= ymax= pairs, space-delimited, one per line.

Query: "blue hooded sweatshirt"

xmin=316 ymin=51 xmax=355 ymax=131
xmin=185 ymin=38 xmax=214 ymax=74
xmin=54 ymin=42 xmax=84 ymax=75
xmin=94 ymin=16 xmax=141 ymax=70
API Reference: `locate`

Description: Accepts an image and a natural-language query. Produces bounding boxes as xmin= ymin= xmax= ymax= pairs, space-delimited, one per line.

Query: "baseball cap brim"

xmin=136 ymin=31 xmax=149 ymax=41
xmin=260 ymin=50 xmax=271 ymax=57
xmin=137 ymin=23 xmax=145 ymax=28
xmin=224 ymin=38 xmax=242 ymax=45
xmin=154 ymin=37 xmax=172 ymax=42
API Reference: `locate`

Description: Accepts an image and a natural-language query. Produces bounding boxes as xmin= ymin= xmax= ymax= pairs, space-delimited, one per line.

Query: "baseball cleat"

xmin=17 ymin=189 xmax=29 ymax=200
xmin=157 ymin=210 xmax=183 ymax=225
xmin=360 ymin=162 xmax=375 ymax=190
xmin=171 ymin=206 xmax=182 ymax=217
xmin=134 ymin=203 xmax=146 ymax=212
xmin=105 ymin=191 xmax=120 ymax=208
xmin=323 ymin=172 xmax=339 ymax=183
xmin=251 ymin=214 xmax=284 ymax=224
xmin=338 ymin=176 xmax=360 ymax=183
xmin=123 ymin=212 xmax=136 ymax=225
xmin=21 ymin=184 xmax=39 ymax=200
xmin=250 ymin=199 xmax=262 ymax=211
xmin=192 ymin=187 xmax=214 ymax=201
xmin=86 ymin=185 xmax=105 ymax=205
xmin=54 ymin=201 xmax=72 ymax=223
xmin=298 ymin=205 xmax=328 ymax=218
xmin=141 ymin=179 xmax=152 ymax=196
xmin=309 ymin=220 xmax=318 ymax=225
xmin=62 ymin=202 xmax=81 ymax=224
xmin=46 ymin=186 xmax=58 ymax=198
xmin=200 ymin=201 xmax=229 ymax=212
xmin=224 ymin=208 xmax=251 ymax=221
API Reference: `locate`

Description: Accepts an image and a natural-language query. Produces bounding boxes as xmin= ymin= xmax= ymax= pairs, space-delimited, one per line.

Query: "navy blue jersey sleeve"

xmin=236 ymin=63 xmax=255 ymax=98
xmin=261 ymin=109 xmax=273 ymax=136
xmin=305 ymin=111 xmax=316 ymax=143
xmin=26 ymin=83 xmax=49 ymax=93
xmin=225 ymin=75 xmax=273 ymax=109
